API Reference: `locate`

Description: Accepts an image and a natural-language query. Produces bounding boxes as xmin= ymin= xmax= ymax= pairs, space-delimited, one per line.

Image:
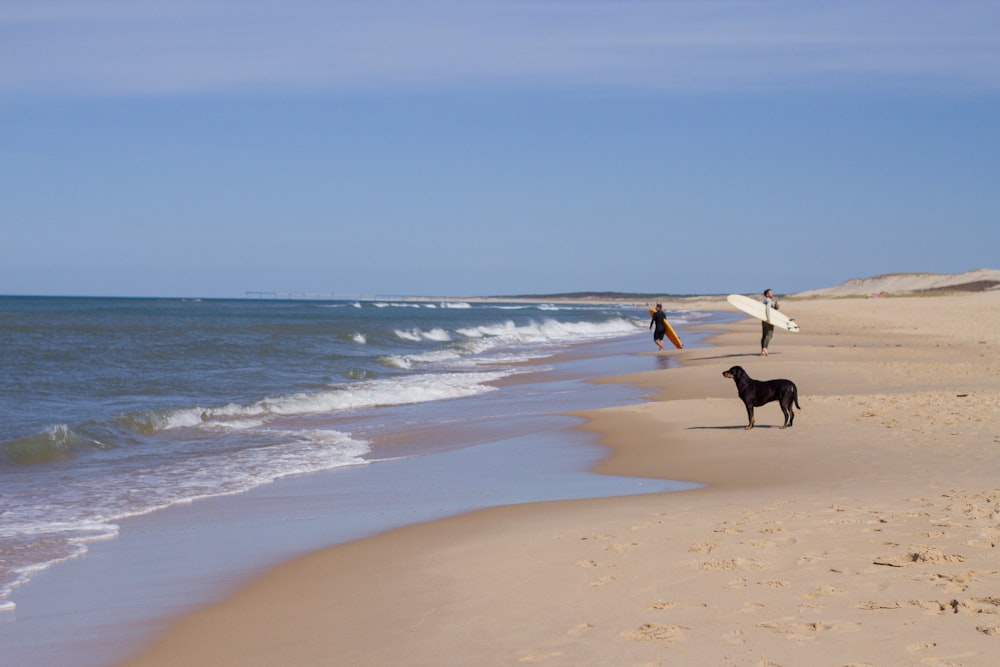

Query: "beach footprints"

xmin=600 ymin=488 xmax=997 ymax=660
xmin=802 ymin=584 xmax=845 ymax=599
xmin=589 ymin=575 xmax=617 ymax=588
xmin=756 ymin=618 xmax=862 ymax=640
xmin=930 ymin=570 xmax=984 ymax=593
xmin=850 ymin=490 xmax=1000 ymax=654
xmin=858 ymin=596 xmax=1000 ymax=635
xmin=688 ymin=541 xmax=718 ymax=554
xmin=607 ymin=542 xmax=639 ymax=554
xmin=583 ymin=553 xmax=631 ymax=587
xmin=573 ymin=534 xmax=639 ymax=587
xmin=619 ymin=600 xmax=691 ymax=645
xmin=649 ymin=600 xmax=678 ymax=610
xmin=695 ymin=556 xmax=770 ymax=572
xmin=621 ymin=623 xmax=690 ymax=643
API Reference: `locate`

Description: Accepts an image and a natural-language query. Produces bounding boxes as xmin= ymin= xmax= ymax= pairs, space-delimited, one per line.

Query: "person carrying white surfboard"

xmin=725 ymin=291 xmax=800 ymax=345
xmin=761 ymin=289 xmax=776 ymax=356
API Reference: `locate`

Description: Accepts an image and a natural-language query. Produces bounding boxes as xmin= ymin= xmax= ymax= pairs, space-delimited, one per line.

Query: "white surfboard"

xmin=726 ymin=294 xmax=800 ymax=332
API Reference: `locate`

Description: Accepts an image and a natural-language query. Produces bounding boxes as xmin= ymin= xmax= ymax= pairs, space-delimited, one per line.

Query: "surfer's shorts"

xmin=761 ymin=322 xmax=774 ymax=348
xmin=653 ymin=328 xmax=666 ymax=341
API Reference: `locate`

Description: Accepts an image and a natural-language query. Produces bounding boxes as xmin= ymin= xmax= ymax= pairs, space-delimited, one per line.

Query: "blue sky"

xmin=2 ymin=1 xmax=998 ymax=298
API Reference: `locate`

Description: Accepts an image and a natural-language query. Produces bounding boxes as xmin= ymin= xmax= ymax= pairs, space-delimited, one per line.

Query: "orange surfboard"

xmin=649 ymin=309 xmax=683 ymax=349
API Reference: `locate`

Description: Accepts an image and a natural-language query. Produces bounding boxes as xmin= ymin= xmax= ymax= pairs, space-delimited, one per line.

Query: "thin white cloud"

xmin=2 ymin=0 xmax=998 ymax=95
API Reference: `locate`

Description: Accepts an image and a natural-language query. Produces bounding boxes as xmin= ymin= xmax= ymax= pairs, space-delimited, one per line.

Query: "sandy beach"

xmin=121 ymin=289 xmax=1000 ymax=666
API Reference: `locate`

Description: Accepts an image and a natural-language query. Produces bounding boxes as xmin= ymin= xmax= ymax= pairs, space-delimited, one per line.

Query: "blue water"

xmin=0 ymin=295 xmax=722 ymax=615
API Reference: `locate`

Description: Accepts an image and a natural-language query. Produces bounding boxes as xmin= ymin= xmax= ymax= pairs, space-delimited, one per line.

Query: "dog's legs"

xmin=780 ymin=402 xmax=794 ymax=428
xmin=745 ymin=404 xmax=755 ymax=430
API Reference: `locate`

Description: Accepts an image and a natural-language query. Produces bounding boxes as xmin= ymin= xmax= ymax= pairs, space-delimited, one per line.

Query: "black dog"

xmin=722 ymin=365 xmax=800 ymax=429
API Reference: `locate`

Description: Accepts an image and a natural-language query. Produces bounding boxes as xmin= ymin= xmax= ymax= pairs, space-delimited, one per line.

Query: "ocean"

xmin=0 ymin=295 xmax=726 ymax=664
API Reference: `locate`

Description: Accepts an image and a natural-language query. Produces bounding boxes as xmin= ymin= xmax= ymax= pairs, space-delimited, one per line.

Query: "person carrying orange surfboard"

xmin=650 ymin=304 xmax=667 ymax=351
xmin=649 ymin=304 xmax=684 ymax=351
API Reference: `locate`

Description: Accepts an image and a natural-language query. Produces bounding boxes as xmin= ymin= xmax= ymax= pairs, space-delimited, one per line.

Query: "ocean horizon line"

xmin=1 ymin=291 xmax=719 ymax=303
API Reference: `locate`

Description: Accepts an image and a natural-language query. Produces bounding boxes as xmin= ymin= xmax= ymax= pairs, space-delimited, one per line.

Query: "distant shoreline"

xmin=241 ymin=268 xmax=999 ymax=304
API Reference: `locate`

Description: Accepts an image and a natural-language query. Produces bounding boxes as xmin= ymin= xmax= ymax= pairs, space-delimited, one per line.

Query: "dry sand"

xmin=121 ymin=291 xmax=1000 ymax=667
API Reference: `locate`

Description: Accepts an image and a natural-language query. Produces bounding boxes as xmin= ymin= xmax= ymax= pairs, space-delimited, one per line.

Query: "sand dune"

xmin=793 ymin=268 xmax=1000 ymax=297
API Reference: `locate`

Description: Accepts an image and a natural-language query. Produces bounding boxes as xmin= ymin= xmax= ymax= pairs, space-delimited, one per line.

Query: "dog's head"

xmin=722 ymin=366 xmax=744 ymax=380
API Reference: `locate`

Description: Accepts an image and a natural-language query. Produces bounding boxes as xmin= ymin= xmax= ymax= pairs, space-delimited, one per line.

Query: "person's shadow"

xmin=685 ymin=352 xmax=772 ymax=362
xmin=654 ymin=355 xmax=677 ymax=370
xmin=688 ymin=424 xmax=783 ymax=430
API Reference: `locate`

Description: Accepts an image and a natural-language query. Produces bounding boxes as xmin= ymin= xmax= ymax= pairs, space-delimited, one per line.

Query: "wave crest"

xmin=1 ymin=425 xmax=107 ymax=466
xmin=394 ymin=327 xmax=452 ymax=342
xmin=123 ymin=372 xmax=505 ymax=434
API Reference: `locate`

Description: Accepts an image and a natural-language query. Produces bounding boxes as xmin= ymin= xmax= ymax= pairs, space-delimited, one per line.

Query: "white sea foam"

xmin=150 ymin=371 xmax=505 ymax=432
xmin=352 ymin=332 xmax=367 ymax=344
xmin=382 ymin=349 xmax=468 ymax=370
xmin=147 ymin=403 xmax=254 ymax=431
xmin=423 ymin=327 xmax=451 ymax=341
xmin=456 ymin=317 xmax=638 ymax=344
xmin=394 ymin=327 xmax=452 ymax=342
xmin=382 ymin=357 xmax=411 ymax=370
xmin=0 ymin=520 xmax=121 ymax=613
xmin=395 ymin=328 xmax=422 ymax=342
xmin=47 ymin=423 xmax=71 ymax=439
xmin=274 ymin=373 xmax=501 ymax=415
xmin=0 ymin=427 xmax=373 ymax=612
xmin=162 ymin=429 xmax=371 ymax=495
xmin=203 ymin=418 xmax=267 ymax=431
xmin=375 ymin=302 xmax=422 ymax=308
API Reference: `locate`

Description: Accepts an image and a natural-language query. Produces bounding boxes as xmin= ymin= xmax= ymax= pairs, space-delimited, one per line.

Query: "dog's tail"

xmin=794 ymin=385 xmax=801 ymax=410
